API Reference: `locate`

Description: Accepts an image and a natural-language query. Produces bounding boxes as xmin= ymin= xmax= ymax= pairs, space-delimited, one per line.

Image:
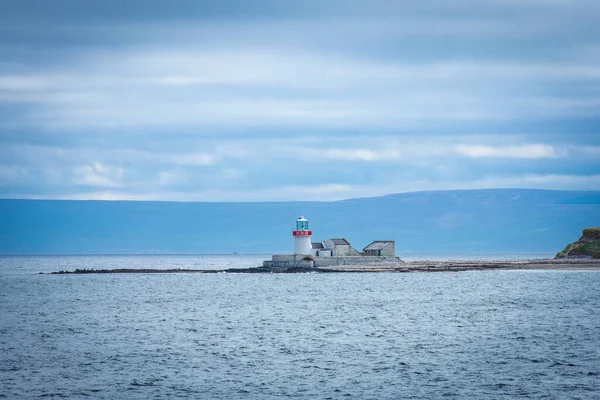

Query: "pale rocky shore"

xmin=45 ymin=258 xmax=600 ymax=274
xmin=319 ymin=258 xmax=600 ymax=272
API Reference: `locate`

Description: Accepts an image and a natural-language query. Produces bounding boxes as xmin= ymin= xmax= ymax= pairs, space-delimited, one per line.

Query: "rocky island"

xmin=555 ymin=228 xmax=600 ymax=259
xmin=42 ymin=225 xmax=600 ymax=274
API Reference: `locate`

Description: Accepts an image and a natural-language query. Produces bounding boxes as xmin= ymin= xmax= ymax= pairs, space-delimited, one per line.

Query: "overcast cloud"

xmin=1 ymin=0 xmax=599 ymax=201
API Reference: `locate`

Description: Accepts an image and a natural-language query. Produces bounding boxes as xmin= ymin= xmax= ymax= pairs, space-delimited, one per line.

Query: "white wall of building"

xmin=317 ymin=250 xmax=332 ymax=257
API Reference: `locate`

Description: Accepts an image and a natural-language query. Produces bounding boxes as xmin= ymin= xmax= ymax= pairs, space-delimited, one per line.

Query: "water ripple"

xmin=1 ymin=256 xmax=599 ymax=398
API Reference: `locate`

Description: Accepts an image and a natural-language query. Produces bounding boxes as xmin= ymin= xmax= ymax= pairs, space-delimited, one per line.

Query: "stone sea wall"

xmin=263 ymin=254 xmax=401 ymax=269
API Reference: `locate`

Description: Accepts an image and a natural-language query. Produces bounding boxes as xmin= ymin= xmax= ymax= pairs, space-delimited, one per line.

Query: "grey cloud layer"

xmin=0 ymin=0 xmax=599 ymax=200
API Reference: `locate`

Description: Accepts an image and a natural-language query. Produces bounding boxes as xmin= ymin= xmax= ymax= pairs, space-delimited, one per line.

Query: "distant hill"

xmin=1 ymin=189 xmax=599 ymax=256
xmin=555 ymin=228 xmax=600 ymax=259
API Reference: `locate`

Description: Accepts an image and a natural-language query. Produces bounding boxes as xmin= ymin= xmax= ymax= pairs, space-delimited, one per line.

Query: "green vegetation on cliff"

xmin=556 ymin=228 xmax=600 ymax=259
xmin=582 ymin=228 xmax=600 ymax=239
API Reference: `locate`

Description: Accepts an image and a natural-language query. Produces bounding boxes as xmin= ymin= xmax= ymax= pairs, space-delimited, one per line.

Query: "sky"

xmin=0 ymin=0 xmax=599 ymax=201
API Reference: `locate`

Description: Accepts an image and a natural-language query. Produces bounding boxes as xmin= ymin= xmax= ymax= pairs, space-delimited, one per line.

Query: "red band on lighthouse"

xmin=293 ymin=230 xmax=312 ymax=236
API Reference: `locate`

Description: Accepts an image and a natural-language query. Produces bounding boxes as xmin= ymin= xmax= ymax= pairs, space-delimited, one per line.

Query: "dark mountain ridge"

xmin=1 ymin=189 xmax=599 ymax=256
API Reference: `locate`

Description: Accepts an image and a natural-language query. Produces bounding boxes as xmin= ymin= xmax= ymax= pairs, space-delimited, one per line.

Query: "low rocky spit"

xmin=42 ymin=258 xmax=600 ymax=274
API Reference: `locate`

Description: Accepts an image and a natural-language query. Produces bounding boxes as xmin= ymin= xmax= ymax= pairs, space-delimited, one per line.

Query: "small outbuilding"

xmin=311 ymin=242 xmax=332 ymax=257
xmin=324 ymin=238 xmax=361 ymax=257
xmin=363 ymin=241 xmax=395 ymax=257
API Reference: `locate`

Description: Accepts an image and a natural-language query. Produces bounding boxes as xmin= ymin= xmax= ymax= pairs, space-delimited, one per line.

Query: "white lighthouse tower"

xmin=293 ymin=216 xmax=312 ymax=255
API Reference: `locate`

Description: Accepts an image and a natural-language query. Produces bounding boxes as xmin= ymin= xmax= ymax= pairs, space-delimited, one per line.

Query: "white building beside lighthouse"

xmin=293 ymin=216 xmax=312 ymax=255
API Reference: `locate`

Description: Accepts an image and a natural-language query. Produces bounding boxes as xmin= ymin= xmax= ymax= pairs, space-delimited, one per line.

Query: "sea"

xmin=1 ymin=254 xmax=599 ymax=399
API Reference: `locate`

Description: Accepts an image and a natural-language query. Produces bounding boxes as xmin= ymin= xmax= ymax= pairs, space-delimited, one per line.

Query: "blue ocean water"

xmin=1 ymin=255 xmax=599 ymax=399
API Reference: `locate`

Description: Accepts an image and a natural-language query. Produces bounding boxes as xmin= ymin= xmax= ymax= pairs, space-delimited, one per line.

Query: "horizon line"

xmin=0 ymin=187 xmax=596 ymax=204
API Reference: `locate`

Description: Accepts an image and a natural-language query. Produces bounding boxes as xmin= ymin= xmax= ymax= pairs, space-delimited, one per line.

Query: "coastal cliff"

xmin=555 ymin=228 xmax=600 ymax=259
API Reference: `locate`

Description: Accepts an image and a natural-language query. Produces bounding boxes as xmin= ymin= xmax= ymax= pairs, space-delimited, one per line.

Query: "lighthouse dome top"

xmin=295 ymin=215 xmax=309 ymax=231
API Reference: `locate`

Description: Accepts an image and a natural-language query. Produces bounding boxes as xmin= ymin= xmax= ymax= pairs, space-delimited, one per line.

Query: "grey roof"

xmin=363 ymin=241 xmax=394 ymax=251
xmin=329 ymin=238 xmax=350 ymax=245
xmin=311 ymin=242 xmax=324 ymax=249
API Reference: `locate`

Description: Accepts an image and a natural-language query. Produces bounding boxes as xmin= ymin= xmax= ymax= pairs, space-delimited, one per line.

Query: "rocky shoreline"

xmin=43 ymin=259 xmax=600 ymax=274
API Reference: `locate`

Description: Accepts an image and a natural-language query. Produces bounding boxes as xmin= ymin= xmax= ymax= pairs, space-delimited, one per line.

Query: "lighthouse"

xmin=293 ymin=216 xmax=312 ymax=254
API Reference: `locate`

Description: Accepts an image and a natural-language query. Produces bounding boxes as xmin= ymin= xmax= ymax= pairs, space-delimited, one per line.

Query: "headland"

xmin=555 ymin=228 xmax=600 ymax=259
